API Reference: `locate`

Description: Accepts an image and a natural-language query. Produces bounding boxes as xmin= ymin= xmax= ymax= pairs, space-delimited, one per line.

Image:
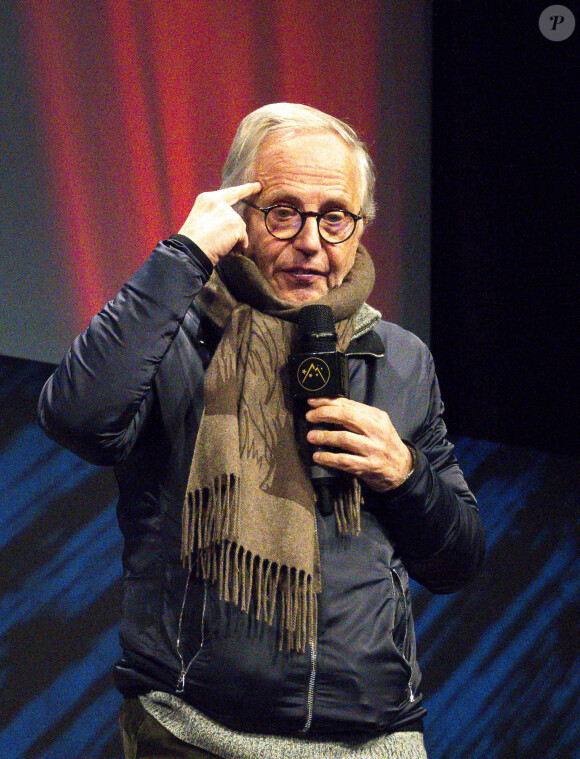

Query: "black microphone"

xmin=289 ymin=305 xmax=349 ymax=515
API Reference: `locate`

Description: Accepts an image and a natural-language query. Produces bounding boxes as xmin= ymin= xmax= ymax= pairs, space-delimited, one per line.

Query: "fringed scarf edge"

xmin=181 ymin=473 xmax=361 ymax=653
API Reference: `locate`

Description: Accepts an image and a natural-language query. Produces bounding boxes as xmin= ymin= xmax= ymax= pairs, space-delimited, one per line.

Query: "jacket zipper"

xmin=176 ymin=575 xmax=208 ymax=693
xmin=301 ymin=640 xmax=317 ymax=733
xmin=301 ymin=513 xmax=320 ymax=733
xmin=392 ymin=568 xmax=415 ymax=703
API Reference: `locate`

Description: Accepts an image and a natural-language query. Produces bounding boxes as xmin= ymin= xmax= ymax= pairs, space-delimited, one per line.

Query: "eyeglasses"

xmin=241 ymin=199 xmax=362 ymax=244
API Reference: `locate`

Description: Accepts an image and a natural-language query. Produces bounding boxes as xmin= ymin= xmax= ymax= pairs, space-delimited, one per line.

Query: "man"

xmin=39 ymin=103 xmax=485 ymax=758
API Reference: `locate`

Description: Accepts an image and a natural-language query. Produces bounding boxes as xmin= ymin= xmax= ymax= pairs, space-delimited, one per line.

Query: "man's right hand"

xmin=178 ymin=182 xmax=261 ymax=265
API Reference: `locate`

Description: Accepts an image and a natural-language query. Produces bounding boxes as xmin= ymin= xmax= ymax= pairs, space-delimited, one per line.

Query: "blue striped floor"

xmin=1 ymin=356 xmax=578 ymax=758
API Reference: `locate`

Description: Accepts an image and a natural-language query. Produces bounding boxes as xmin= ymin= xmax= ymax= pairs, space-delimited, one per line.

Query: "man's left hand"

xmin=305 ymin=397 xmax=414 ymax=492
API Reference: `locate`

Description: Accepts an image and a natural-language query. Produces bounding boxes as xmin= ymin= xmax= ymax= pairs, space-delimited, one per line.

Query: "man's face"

xmin=244 ymin=131 xmax=364 ymax=305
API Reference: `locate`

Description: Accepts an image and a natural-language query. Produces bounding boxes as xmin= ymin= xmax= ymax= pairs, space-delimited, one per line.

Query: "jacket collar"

xmin=348 ymin=304 xmax=385 ymax=357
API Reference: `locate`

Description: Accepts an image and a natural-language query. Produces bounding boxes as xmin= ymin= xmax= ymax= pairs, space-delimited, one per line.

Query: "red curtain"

xmin=17 ymin=0 xmax=391 ymax=327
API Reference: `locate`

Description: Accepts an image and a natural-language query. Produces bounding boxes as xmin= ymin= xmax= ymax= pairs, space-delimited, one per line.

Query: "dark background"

xmin=431 ymin=1 xmax=578 ymax=456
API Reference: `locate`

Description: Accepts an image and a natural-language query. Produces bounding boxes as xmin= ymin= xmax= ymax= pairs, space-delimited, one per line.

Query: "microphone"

xmin=289 ymin=305 xmax=349 ymax=515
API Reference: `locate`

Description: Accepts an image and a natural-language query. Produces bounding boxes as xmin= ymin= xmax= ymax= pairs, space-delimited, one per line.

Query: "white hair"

xmin=221 ymin=103 xmax=376 ymax=223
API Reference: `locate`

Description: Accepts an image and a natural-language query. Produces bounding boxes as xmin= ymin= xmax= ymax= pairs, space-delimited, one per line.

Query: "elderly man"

xmin=39 ymin=103 xmax=484 ymax=759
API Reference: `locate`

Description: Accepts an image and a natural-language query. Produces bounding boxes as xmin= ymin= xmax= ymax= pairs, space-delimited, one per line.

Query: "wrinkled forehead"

xmin=252 ymin=130 xmax=363 ymax=209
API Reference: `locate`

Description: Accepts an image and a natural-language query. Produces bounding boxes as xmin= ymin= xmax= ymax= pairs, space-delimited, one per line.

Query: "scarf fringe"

xmin=194 ymin=539 xmax=318 ymax=654
xmin=334 ymin=477 xmax=362 ymax=536
xmin=182 ymin=476 xmax=358 ymax=654
xmin=182 ymin=474 xmax=239 ymax=569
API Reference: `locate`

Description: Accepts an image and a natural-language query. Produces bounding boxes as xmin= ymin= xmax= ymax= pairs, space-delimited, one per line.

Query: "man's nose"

xmin=293 ymin=216 xmax=322 ymax=256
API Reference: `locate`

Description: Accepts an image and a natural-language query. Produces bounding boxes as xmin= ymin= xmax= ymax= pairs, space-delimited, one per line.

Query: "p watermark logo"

xmin=539 ymin=5 xmax=576 ymax=40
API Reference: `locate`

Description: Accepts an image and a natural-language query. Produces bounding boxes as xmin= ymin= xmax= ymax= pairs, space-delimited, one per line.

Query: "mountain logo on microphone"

xmin=297 ymin=357 xmax=331 ymax=392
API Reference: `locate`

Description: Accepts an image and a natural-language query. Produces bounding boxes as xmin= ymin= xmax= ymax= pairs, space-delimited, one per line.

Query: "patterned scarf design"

xmin=182 ymin=248 xmax=375 ymax=652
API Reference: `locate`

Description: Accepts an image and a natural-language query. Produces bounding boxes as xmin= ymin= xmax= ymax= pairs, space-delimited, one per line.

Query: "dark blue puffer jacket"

xmin=38 ymin=236 xmax=485 ymax=739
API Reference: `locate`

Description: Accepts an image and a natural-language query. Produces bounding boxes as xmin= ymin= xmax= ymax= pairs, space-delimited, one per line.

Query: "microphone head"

xmin=297 ymin=305 xmax=336 ymax=351
xmin=298 ymin=305 xmax=335 ymax=335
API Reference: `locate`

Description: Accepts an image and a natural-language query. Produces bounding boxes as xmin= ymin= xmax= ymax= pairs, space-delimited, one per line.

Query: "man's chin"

xmin=274 ymin=287 xmax=327 ymax=305
xmin=270 ymin=276 xmax=330 ymax=304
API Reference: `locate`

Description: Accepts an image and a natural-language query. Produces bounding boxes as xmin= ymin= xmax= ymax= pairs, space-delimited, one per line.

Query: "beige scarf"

xmin=182 ymin=248 xmax=375 ymax=652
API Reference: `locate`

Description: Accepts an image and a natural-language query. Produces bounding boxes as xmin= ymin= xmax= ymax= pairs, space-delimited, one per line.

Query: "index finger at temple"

xmin=220 ymin=182 xmax=262 ymax=205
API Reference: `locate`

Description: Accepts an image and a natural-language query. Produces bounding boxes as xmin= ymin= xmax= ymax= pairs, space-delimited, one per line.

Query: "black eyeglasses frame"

xmin=240 ymin=199 xmax=362 ymax=245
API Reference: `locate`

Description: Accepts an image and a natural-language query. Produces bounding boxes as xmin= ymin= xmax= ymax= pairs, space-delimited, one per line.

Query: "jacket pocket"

xmin=391 ymin=566 xmax=416 ymax=702
xmin=391 ymin=569 xmax=409 ymax=656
